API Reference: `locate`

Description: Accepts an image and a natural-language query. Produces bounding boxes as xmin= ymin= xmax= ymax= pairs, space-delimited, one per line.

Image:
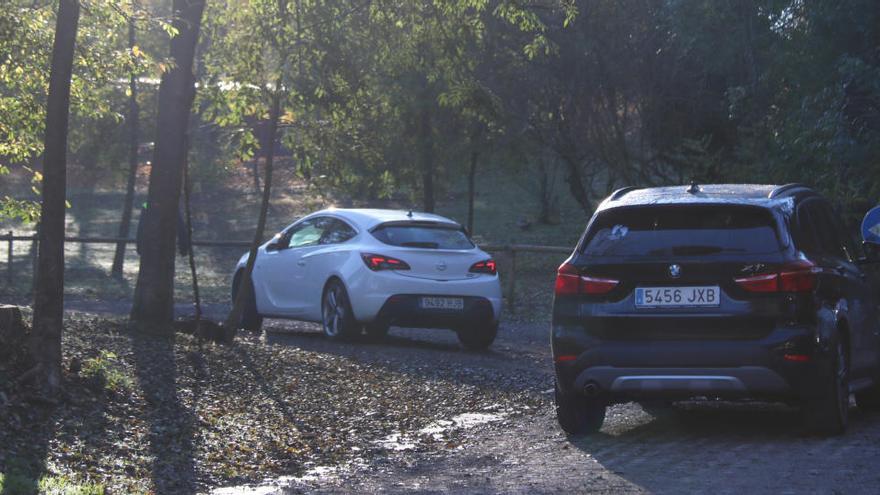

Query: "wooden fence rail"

xmin=1 ymin=233 xmax=572 ymax=311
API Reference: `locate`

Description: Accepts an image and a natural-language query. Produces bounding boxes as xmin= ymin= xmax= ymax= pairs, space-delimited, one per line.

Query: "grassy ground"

xmin=0 ymin=472 xmax=104 ymax=495
xmin=0 ymin=161 xmax=589 ymax=321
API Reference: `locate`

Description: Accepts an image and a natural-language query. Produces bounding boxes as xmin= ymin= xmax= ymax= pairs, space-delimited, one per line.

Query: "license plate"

xmin=420 ymin=296 xmax=464 ymax=310
xmin=635 ymin=286 xmax=720 ymax=308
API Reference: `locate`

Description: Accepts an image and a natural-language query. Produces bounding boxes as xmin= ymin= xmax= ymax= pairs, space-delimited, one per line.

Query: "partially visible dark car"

xmin=552 ymin=184 xmax=880 ymax=436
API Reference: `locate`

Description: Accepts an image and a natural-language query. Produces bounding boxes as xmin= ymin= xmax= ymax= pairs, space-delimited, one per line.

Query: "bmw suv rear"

xmin=552 ymin=184 xmax=880 ymax=436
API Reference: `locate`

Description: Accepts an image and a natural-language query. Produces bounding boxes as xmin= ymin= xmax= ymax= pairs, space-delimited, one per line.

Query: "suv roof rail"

xmin=609 ymin=186 xmax=641 ymax=201
xmin=768 ymin=183 xmax=812 ymax=199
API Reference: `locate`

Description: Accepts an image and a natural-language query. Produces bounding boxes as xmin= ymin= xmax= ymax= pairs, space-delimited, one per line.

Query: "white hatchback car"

xmin=232 ymin=208 xmax=502 ymax=349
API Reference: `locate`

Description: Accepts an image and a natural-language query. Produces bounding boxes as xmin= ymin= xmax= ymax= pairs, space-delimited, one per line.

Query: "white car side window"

xmin=287 ymin=220 xmax=323 ymax=249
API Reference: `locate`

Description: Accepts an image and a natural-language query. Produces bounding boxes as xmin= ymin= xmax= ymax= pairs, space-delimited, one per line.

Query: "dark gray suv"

xmin=552 ymin=184 xmax=880 ymax=436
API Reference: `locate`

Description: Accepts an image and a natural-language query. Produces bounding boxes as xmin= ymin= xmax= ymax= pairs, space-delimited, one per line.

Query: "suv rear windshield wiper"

xmin=401 ymin=241 xmax=440 ymax=249
xmin=646 ymin=245 xmax=747 ymax=256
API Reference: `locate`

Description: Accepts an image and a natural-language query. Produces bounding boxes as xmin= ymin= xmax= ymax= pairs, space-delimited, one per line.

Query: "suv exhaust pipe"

xmin=583 ymin=381 xmax=601 ymax=397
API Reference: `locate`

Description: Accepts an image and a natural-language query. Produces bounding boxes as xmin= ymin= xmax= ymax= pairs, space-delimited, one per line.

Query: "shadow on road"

xmin=578 ymin=401 xmax=880 ymax=494
xmin=260 ymin=321 xmax=552 ymax=397
xmin=130 ymin=331 xmax=197 ymax=494
xmin=0 ymin=401 xmax=53 ymax=495
xmin=264 ymin=323 xmax=463 ymax=354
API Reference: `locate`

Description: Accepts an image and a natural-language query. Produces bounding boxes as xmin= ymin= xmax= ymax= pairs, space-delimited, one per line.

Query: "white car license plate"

xmin=420 ymin=296 xmax=464 ymax=310
xmin=635 ymin=286 xmax=720 ymax=308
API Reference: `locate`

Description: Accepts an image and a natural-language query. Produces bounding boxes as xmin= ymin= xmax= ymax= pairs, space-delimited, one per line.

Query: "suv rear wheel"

xmin=855 ymin=382 xmax=880 ymax=412
xmin=803 ymin=333 xmax=849 ymax=435
xmin=554 ymin=380 xmax=606 ymax=436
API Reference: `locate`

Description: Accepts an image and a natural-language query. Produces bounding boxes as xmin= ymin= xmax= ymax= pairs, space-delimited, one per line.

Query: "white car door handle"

xmin=297 ymin=260 xmax=306 ymax=266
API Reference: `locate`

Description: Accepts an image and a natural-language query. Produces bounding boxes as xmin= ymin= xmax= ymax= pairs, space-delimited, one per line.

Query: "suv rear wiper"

xmin=401 ymin=241 xmax=440 ymax=248
xmin=671 ymin=245 xmax=748 ymax=255
xmin=645 ymin=245 xmax=747 ymax=256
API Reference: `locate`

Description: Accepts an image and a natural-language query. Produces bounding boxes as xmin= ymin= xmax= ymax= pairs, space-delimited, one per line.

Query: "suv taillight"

xmin=555 ymin=262 xmax=619 ymax=295
xmin=734 ymin=259 xmax=818 ymax=293
xmin=361 ymin=253 xmax=411 ymax=271
xmin=469 ymin=259 xmax=497 ymax=275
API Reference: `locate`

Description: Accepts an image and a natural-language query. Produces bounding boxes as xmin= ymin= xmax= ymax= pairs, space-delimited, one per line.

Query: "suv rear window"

xmin=371 ymin=222 xmax=474 ymax=250
xmin=582 ymin=205 xmax=781 ymax=258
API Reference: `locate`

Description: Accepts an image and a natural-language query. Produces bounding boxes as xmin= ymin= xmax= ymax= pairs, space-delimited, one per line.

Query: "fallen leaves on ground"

xmin=0 ymin=313 xmax=539 ymax=493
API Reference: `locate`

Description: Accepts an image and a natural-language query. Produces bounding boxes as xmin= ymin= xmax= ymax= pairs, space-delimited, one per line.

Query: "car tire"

xmin=555 ymin=380 xmax=606 ymax=436
xmin=855 ymin=382 xmax=880 ymax=412
xmin=456 ymin=322 xmax=498 ymax=351
xmin=322 ymin=279 xmax=359 ymax=340
xmin=364 ymin=322 xmax=390 ymax=340
xmin=803 ymin=333 xmax=849 ymax=435
xmin=232 ymin=271 xmax=263 ymax=332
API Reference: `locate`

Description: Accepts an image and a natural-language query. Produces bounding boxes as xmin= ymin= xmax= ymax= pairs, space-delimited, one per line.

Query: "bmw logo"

xmin=436 ymin=261 xmax=448 ymax=272
xmin=668 ymin=264 xmax=682 ymax=279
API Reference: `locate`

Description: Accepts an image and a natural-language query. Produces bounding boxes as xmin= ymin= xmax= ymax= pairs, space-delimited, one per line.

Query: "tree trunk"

xmin=223 ymin=90 xmax=281 ymax=339
xmin=30 ymin=0 xmax=80 ymax=396
xmin=111 ymin=5 xmax=140 ymax=280
xmin=563 ymin=158 xmax=592 ymax=216
xmin=467 ymin=148 xmax=478 ymax=234
xmin=251 ymin=159 xmax=261 ymax=196
xmin=130 ymin=0 xmax=205 ymax=329
xmin=420 ymin=104 xmax=434 ymax=213
xmin=538 ymin=159 xmax=551 ymax=224
xmin=0 ymin=305 xmax=26 ymax=361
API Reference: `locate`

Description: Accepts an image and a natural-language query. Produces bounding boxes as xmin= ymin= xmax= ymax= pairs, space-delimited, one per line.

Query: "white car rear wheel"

xmin=322 ymin=280 xmax=358 ymax=340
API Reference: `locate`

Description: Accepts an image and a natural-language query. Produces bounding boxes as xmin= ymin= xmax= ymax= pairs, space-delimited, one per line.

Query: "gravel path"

xmin=47 ymin=298 xmax=880 ymax=493
xmin=255 ymin=321 xmax=880 ymax=495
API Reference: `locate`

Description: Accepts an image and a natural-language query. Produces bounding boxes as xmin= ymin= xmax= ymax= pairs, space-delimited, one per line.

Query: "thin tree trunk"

xmin=223 ymin=90 xmax=281 ymax=339
xmin=29 ymin=0 xmax=80 ymax=396
xmin=251 ymin=159 xmax=261 ymax=196
xmin=182 ymin=150 xmax=201 ymax=323
xmin=420 ymin=104 xmax=434 ymax=212
xmin=539 ymin=159 xmax=550 ymax=224
xmin=130 ymin=0 xmax=205 ymax=329
xmin=467 ymin=148 xmax=478 ymax=234
xmin=111 ymin=5 xmax=140 ymax=280
xmin=560 ymin=153 xmax=592 ymax=215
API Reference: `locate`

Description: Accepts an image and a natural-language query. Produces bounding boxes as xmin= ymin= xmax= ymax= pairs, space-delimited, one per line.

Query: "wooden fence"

xmin=1 ymin=232 xmax=572 ymax=311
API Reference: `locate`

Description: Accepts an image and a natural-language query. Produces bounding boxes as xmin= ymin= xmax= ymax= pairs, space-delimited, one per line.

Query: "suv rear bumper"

xmin=553 ymin=324 xmax=831 ymax=402
xmin=573 ymin=366 xmax=788 ymax=398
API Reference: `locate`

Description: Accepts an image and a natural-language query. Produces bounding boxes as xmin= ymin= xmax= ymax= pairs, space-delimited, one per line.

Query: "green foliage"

xmin=0 ymin=4 xmax=53 ymax=163
xmin=0 ymin=196 xmax=40 ymax=223
xmin=81 ymin=349 xmax=134 ymax=393
xmin=0 ymin=472 xmax=104 ymax=495
xmin=38 ymin=475 xmax=105 ymax=495
xmin=0 ymin=0 xmax=169 ymax=221
xmin=4 ymin=0 xmax=879 ymax=227
xmin=0 ymin=471 xmax=36 ymax=495
xmin=196 ymin=0 xmax=566 ymax=202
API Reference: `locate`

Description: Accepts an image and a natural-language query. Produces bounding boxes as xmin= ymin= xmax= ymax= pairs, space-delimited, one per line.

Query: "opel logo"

xmin=436 ymin=261 xmax=448 ymax=272
xmin=668 ymin=264 xmax=682 ymax=279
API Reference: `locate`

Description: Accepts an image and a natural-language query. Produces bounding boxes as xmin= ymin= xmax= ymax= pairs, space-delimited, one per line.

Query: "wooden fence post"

xmin=6 ymin=231 xmax=12 ymax=285
xmin=508 ymin=248 xmax=517 ymax=314
xmin=31 ymin=234 xmax=38 ymax=294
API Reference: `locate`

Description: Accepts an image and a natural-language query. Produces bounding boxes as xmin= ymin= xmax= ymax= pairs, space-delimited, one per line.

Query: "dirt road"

xmin=54 ymin=299 xmax=880 ymax=494
xmin=223 ymin=319 xmax=880 ymax=494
